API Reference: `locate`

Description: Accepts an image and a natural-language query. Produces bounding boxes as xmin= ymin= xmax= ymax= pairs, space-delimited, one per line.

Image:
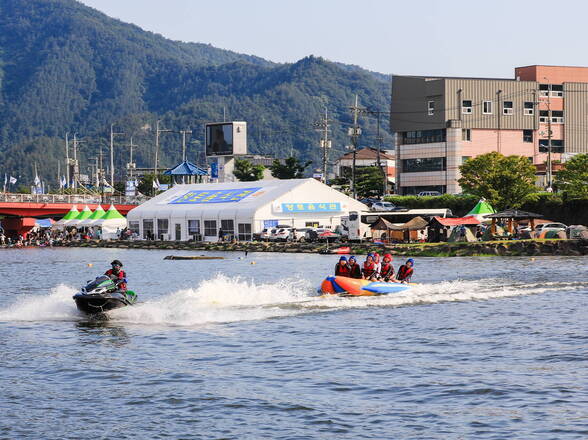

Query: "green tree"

xmin=555 ymin=153 xmax=588 ymax=198
xmin=137 ymin=174 xmax=172 ymax=195
xmin=233 ymin=158 xmax=265 ymax=181
xmin=458 ymin=152 xmax=537 ymax=210
xmin=269 ymin=157 xmax=312 ymax=179
xmin=355 ymin=166 xmax=383 ymax=198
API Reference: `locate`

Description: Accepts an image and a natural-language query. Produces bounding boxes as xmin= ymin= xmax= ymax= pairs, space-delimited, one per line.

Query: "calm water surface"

xmin=0 ymin=248 xmax=587 ymax=439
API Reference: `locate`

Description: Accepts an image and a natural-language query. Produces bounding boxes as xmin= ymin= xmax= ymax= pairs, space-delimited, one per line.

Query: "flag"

xmin=60 ymin=176 xmax=67 ymax=188
xmin=152 ymin=178 xmax=160 ymax=190
xmin=34 ymin=174 xmax=41 ymax=186
xmin=9 ymin=176 xmax=17 ymax=185
xmin=3 ymin=174 xmax=6 ymax=192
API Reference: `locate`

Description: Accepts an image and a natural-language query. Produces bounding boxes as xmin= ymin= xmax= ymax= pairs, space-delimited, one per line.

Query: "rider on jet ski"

xmin=105 ymin=260 xmax=127 ymax=291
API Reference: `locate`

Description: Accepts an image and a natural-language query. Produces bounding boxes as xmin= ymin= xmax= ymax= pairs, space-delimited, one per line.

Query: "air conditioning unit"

xmin=503 ymin=109 xmax=514 ymax=115
xmin=462 ymin=108 xmax=472 ymax=114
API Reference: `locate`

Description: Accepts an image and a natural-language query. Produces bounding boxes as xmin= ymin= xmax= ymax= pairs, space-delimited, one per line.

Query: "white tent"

xmin=127 ymin=178 xmax=368 ymax=241
xmin=92 ymin=205 xmax=128 ymax=239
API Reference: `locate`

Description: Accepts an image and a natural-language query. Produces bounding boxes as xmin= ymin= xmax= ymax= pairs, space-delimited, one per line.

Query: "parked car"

xmin=371 ymin=201 xmax=408 ymax=212
xmin=359 ymin=197 xmax=380 ymax=208
xmin=270 ymin=227 xmax=294 ymax=242
xmin=256 ymin=228 xmax=273 ymax=241
xmin=293 ymin=228 xmax=312 ymax=242
xmin=519 ymin=222 xmax=567 ymax=235
xmin=417 ymin=191 xmax=442 ymax=197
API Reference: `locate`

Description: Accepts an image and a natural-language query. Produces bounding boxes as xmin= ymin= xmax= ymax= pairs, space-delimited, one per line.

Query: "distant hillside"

xmin=0 ymin=0 xmax=392 ymax=184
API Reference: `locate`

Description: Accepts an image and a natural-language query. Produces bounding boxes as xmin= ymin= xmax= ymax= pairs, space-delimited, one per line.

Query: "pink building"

xmin=390 ymin=65 xmax=587 ymax=195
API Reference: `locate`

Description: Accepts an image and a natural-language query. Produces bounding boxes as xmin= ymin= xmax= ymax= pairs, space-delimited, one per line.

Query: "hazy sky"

xmin=80 ymin=0 xmax=588 ymax=78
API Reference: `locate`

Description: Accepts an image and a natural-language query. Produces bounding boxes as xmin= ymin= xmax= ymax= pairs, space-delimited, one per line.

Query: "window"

xmin=204 ymin=220 xmax=217 ymax=237
xmin=551 ymin=84 xmax=563 ymax=97
xmin=461 ymin=100 xmax=472 ymax=114
xmin=462 ymin=129 xmax=471 ymax=141
xmin=539 ymin=110 xmax=549 ymax=123
xmin=540 ymin=84 xmax=564 ymax=98
xmin=129 ymin=221 xmax=139 ymax=236
xmin=524 ymin=102 xmax=534 ymax=116
xmin=462 ymin=156 xmax=471 ymax=164
xmin=539 ymin=140 xmax=564 ymax=153
xmin=157 ymin=219 xmax=169 ymax=240
xmin=401 ymin=129 xmax=446 ymax=145
xmin=142 ymin=219 xmax=154 ymax=239
xmin=306 ymin=222 xmax=319 ymax=227
xmin=401 ymin=185 xmax=446 ymax=196
xmin=238 ymin=223 xmax=252 ymax=241
xmin=221 ymin=219 xmax=235 ymax=239
xmin=187 ymin=220 xmax=200 ymax=235
xmin=503 ymin=101 xmax=513 ymax=115
xmin=482 ymin=101 xmax=493 ymax=114
xmin=551 ymin=111 xmax=564 ymax=123
xmin=427 ymin=100 xmax=435 ymax=116
xmin=402 ymin=157 xmax=447 ymax=173
xmin=523 ymin=130 xmax=533 ymax=143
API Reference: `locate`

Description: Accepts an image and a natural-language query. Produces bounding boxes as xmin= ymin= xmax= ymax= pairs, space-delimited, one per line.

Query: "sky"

xmin=80 ymin=0 xmax=588 ymax=78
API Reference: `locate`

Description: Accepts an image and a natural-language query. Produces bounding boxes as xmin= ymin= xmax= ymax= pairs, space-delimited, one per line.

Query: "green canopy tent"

xmin=78 ymin=205 xmax=106 ymax=227
xmin=92 ymin=205 xmax=128 ymax=240
xmin=67 ymin=205 xmax=93 ymax=226
xmin=466 ymin=199 xmax=495 ymax=222
xmin=53 ymin=205 xmax=79 ymax=229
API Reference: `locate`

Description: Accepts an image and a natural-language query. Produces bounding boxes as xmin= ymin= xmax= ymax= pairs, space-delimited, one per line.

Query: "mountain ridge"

xmin=0 ymin=0 xmax=392 ymax=184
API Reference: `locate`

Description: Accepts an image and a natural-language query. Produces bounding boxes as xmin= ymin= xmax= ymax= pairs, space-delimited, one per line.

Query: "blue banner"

xmin=210 ymin=162 xmax=218 ymax=179
xmin=263 ymin=220 xmax=279 ymax=228
xmin=170 ymin=188 xmax=261 ymax=204
xmin=281 ymin=202 xmax=341 ymax=213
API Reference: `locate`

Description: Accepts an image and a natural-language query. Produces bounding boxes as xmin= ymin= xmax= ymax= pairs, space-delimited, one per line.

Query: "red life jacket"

xmin=380 ymin=263 xmax=394 ymax=279
xmin=105 ymin=269 xmax=127 ymax=290
xmin=335 ymin=263 xmax=351 ymax=277
xmin=363 ymin=261 xmax=376 ymax=278
xmin=348 ymin=263 xmax=362 ymax=279
xmin=397 ymin=265 xmax=413 ymax=281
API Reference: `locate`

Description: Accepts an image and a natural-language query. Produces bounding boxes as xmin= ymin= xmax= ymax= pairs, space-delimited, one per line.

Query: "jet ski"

xmin=73 ymin=275 xmax=137 ymax=317
xmin=319 ymin=276 xmax=412 ymax=296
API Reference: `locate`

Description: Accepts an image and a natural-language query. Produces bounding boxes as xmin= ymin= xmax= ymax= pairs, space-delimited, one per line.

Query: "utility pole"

xmin=366 ymin=109 xmax=390 ymax=196
xmin=65 ymin=132 xmax=70 ymax=188
xmin=348 ymin=95 xmax=363 ymax=199
xmin=313 ymin=107 xmax=331 ymax=184
xmin=154 ymin=120 xmax=173 ymax=174
xmin=72 ymin=133 xmax=78 ymax=189
xmin=110 ymin=124 xmax=124 ymax=187
xmin=546 ymin=82 xmax=553 ymax=191
xmin=180 ymin=130 xmax=191 ymax=162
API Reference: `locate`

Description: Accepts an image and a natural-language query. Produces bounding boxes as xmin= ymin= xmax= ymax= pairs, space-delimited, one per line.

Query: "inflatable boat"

xmin=319 ymin=276 xmax=411 ymax=296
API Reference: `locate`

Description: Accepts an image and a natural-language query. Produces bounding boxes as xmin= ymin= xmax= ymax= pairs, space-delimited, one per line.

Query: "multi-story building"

xmin=390 ymin=65 xmax=588 ymax=195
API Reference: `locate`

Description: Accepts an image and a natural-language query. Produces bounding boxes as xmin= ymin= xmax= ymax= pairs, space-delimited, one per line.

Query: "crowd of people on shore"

xmin=0 ymin=226 xmax=135 ymax=248
xmin=334 ymin=252 xmax=414 ymax=283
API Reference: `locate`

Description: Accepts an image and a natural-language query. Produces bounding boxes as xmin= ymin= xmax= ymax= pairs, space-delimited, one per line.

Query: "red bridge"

xmin=0 ymin=193 xmax=142 ymax=238
xmin=0 ymin=193 xmax=140 ymax=217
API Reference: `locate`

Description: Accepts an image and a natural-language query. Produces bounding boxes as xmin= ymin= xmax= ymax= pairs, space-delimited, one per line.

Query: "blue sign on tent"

xmin=210 ymin=162 xmax=218 ymax=178
xmin=263 ymin=220 xmax=279 ymax=228
xmin=169 ymin=188 xmax=261 ymax=204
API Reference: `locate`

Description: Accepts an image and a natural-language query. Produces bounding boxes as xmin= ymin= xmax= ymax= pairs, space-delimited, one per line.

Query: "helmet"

xmin=406 ymin=258 xmax=414 ymax=265
xmin=339 ymin=256 xmax=347 ymax=261
xmin=349 ymin=255 xmax=356 ymax=262
xmin=383 ymin=253 xmax=393 ymax=261
xmin=111 ymin=259 xmax=123 ymax=267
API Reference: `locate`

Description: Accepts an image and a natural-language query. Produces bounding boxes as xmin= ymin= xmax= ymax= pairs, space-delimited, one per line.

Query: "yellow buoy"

xmin=87 ymin=263 xmax=93 ymax=267
xmin=251 ymin=261 xmax=256 ymax=265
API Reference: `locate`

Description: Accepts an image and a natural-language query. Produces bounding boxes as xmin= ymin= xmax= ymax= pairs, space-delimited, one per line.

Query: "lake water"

xmin=0 ymin=248 xmax=587 ymax=439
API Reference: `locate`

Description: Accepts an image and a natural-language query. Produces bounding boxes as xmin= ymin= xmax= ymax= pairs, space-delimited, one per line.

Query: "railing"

xmin=0 ymin=192 xmax=147 ymax=205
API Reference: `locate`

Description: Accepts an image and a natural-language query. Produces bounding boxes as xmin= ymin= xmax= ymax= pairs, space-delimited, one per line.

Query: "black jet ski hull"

xmin=73 ymin=291 xmax=137 ymax=316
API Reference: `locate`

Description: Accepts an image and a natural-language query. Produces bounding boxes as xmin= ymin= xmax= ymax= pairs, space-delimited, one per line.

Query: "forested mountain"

xmin=0 ymin=0 xmax=392 ymax=185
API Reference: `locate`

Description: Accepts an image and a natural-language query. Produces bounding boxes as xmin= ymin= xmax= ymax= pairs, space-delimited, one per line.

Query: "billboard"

xmin=169 ymin=188 xmax=261 ymax=204
xmin=205 ymin=122 xmax=247 ymax=156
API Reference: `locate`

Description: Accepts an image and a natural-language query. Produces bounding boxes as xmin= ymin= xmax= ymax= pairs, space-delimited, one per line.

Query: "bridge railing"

xmin=0 ymin=193 xmax=146 ymax=205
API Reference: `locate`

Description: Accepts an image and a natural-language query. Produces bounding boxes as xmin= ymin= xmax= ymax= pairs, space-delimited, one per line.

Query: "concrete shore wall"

xmin=62 ymin=239 xmax=588 ymax=257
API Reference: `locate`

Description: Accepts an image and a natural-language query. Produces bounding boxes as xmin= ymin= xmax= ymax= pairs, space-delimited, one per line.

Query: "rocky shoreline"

xmin=60 ymin=238 xmax=588 ymax=257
